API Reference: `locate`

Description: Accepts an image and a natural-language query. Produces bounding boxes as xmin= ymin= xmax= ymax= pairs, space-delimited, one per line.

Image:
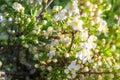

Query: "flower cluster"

xmin=0 ymin=0 xmax=120 ymax=80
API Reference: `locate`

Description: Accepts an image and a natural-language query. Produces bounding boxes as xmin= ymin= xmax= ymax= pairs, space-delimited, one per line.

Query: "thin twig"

xmin=49 ymin=35 xmax=60 ymax=39
xmin=49 ymin=30 xmax=78 ymax=39
xmin=49 ymin=30 xmax=77 ymax=53
xmin=68 ymin=31 xmax=77 ymax=53
xmin=37 ymin=0 xmax=54 ymax=19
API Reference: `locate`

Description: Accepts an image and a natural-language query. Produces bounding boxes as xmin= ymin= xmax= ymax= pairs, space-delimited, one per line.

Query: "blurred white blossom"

xmin=76 ymin=49 xmax=93 ymax=64
xmin=0 ymin=13 xmax=5 ymax=22
xmin=80 ymin=29 xmax=89 ymax=41
xmin=12 ymin=2 xmax=24 ymax=11
xmin=65 ymin=61 xmax=80 ymax=78
xmin=37 ymin=0 xmax=42 ymax=5
xmin=98 ymin=19 xmax=108 ymax=35
xmin=49 ymin=50 xmax=56 ymax=59
xmin=53 ymin=9 xmax=67 ymax=21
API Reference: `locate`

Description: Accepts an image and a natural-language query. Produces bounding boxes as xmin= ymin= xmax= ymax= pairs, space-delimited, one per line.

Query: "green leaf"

xmin=102 ymin=45 xmax=112 ymax=57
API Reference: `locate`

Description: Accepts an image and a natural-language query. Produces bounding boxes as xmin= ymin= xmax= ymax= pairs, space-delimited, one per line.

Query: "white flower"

xmin=86 ymin=1 xmax=92 ymax=6
xmin=42 ymin=20 xmax=47 ymax=25
xmin=98 ymin=60 xmax=102 ymax=66
xmin=65 ymin=53 xmax=70 ymax=58
xmin=64 ymin=69 xmax=69 ymax=74
xmin=70 ymin=16 xmax=83 ymax=31
xmin=93 ymin=63 xmax=99 ymax=69
xmin=84 ymin=67 xmax=89 ymax=72
xmin=47 ymin=66 xmax=52 ymax=71
xmin=24 ymin=43 xmax=29 ymax=48
xmin=111 ymin=44 xmax=116 ymax=51
xmin=98 ymin=19 xmax=108 ymax=34
xmin=34 ymin=54 xmax=39 ymax=60
xmin=68 ymin=61 xmax=80 ymax=71
xmin=12 ymin=2 xmax=24 ymax=11
xmin=8 ymin=17 xmax=13 ymax=21
xmin=37 ymin=0 xmax=42 ymax=5
xmin=115 ymin=64 xmax=120 ymax=70
xmin=96 ymin=17 xmax=102 ymax=23
xmin=34 ymin=64 xmax=39 ymax=68
xmin=107 ymin=4 xmax=112 ymax=11
xmin=96 ymin=9 xmax=103 ymax=16
xmin=76 ymin=49 xmax=93 ymax=64
xmin=82 ymin=57 xmax=88 ymax=64
xmin=0 ymin=13 xmax=5 ymax=22
xmin=53 ymin=59 xmax=57 ymax=63
xmin=71 ymin=72 xmax=77 ymax=78
xmin=67 ymin=74 xmax=72 ymax=79
xmin=53 ymin=6 xmax=59 ymax=11
xmin=65 ymin=0 xmax=79 ymax=15
xmin=83 ymin=42 xmax=97 ymax=50
xmin=53 ymin=6 xmax=62 ymax=11
xmin=80 ymin=29 xmax=89 ymax=41
xmin=49 ymin=50 xmax=56 ymax=59
xmin=65 ymin=60 xmax=80 ymax=78
xmin=118 ymin=16 xmax=120 ymax=26
xmin=50 ymin=39 xmax=59 ymax=47
xmin=76 ymin=52 xmax=85 ymax=60
xmin=88 ymin=35 xmax=97 ymax=43
xmin=47 ymin=26 xmax=53 ymax=34
xmin=53 ymin=9 xmax=67 ymax=22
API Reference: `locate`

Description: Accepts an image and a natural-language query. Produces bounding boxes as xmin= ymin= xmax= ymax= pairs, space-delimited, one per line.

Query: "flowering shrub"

xmin=0 ymin=0 xmax=120 ymax=80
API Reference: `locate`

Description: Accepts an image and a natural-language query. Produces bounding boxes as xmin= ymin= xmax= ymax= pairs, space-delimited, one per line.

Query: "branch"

xmin=49 ymin=35 xmax=60 ymax=39
xmin=49 ymin=30 xmax=78 ymax=39
xmin=79 ymin=71 xmax=112 ymax=75
xmin=0 ymin=71 xmax=112 ymax=77
xmin=68 ymin=31 xmax=77 ymax=53
xmin=10 ymin=42 xmax=21 ymax=69
xmin=5 ymin=71 xmax=30 ymax=76
xmin=37 ymin=0 xmax=54 ymax=19
xmin=0 ymin=71 xmax=30 ymax=76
